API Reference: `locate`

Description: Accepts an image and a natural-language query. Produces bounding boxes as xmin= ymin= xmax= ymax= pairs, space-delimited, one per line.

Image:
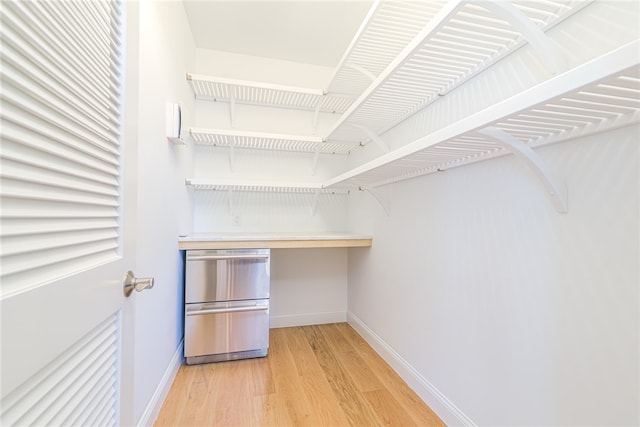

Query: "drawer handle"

xmin=187 ymin=254 xmax=270 ymax=261
xmin=186 ymin=305 xmax=268 ymax=316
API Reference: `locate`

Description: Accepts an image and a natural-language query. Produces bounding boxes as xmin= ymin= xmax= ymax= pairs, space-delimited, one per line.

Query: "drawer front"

xmin=184 ymin=300 xmax=269 ymax=358
xmin=185 ymin=249 xmax=270 ymax=303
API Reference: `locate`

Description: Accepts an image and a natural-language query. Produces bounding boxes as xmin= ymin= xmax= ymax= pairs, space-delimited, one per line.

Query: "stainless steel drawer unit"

xmin=184 ymin=249 xmax=270 ymax=364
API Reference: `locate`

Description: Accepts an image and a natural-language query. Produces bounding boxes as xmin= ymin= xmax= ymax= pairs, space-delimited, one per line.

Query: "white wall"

xmin=129 ymin=2 xmax=639 ymax=425
xmin=191 ymin=49 xmax=353 ymax=326
xmin=346 ymin=3 xmax=639 ymax=425
xmin=134 ymin=1 xmax=194 ymax=424
xmin=347 ymin=125 xmax=639 ymax=425
xmin=270 ymin=248 xmax=348 ymax=327
xmin=192 ymin=49 xmax=350 ymax=233
xmin=195 ymin=48 xmax=335 ymax=88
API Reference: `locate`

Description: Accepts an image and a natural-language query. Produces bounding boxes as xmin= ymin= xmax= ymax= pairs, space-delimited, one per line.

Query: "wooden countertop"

xmin=178 ymin=232 xmax=373 ymax=250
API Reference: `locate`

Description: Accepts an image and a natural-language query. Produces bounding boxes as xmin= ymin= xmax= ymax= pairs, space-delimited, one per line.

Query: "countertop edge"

xmin=178 ymin=235 xmax=373 ymax=250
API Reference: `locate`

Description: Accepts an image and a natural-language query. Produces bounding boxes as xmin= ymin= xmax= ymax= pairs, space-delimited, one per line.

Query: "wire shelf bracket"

xmin=352 ymin=124 xmax=390 ymax=153
xmin=479 ymin=127 xmax=568 ymax=213
xmin=311 ymin=143 xmax=321 ymax=176
xmin=228 ymin=140 xmax=236 ymax=172
xmin=325 ymin=0 xmax=592 ymax=144
xmin=189 ymin=128 xmax=359 ymax=175
xmin=358 ymin=185 xmax=390 ymax=216
xmin=322 ymin=41 xmax=640 ymax=215
xmin=187 ymin=73 xmax=355 ymax=114
xmin=228 ymin=188 xmax=234 ymax=216
xmin=186 ymin=179 xmax=350 ymax=216
xmin=474 ymin=0 xmax=568 ymax=76
xmin=311 ymin=189 xmax=320 ymax=215
xmin=229 ymin=90 xmax=236 ymax=127
xmin=345 ymin=63 xmax=377 ymax=83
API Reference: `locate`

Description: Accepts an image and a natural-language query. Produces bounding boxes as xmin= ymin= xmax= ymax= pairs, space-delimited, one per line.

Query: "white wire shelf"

xmin=189 ymin=128 xmax=358 ymax=155
xmin=326 ymin=0 xmax=447 ymax=96
xmin=326 ymin=0 xmax=593 ymax=143
xmin=186 ymin=179 xmax=351 ymax=195
xmin=186 ymin=179 xmax=350 ymax=215
xmin=187 ymin=73 xmax=355 ymax=114
xmin=323 ymin=41 xmax=640 ymax=189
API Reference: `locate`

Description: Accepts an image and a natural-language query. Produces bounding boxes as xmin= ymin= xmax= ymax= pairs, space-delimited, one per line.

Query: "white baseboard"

xmin=347 ymin=312 xmax=476 ymax=427
xmin=270 ymin=311 xmax=346 ymax=328
xmin=137 ymin=339 xmax=184 ymax=427
xmin=135 ymin=316 xmax=471 ymax=425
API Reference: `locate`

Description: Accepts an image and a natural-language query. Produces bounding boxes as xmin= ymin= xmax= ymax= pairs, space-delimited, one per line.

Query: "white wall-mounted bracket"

xmin=352 ymin=124 xmax=390 ymax=153
xmin=311 ymin=143 xmax=321 ymax=176
xmin=479 ymin=127 xmax=568 ymax=213
xmin=228 ymin=140 xmax=236 ymax=172
xmin=312 ymin=103 xmax=321 ymax=134
xmin=229 ymin=87 xmax=237 ymax=127
xmin=227 ymin=188 xmax=234 ymax=216
xmin=358 ymin=185 xmax=390 ymax=216
xmin=311 ymin=189 xmax=320 ymax=216
xmin=475 ymin=0 xmax=568 ymax=76
xmin=345 ymin=62 xmax=377 ymax=82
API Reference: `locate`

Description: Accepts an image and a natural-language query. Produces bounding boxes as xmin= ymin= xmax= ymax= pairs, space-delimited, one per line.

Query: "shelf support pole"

xmin=479 ymin=127 xmax=568 ymax=213
xmin=359 ymin=185 xmax=390 ymax=216
xmin=476 ymin=0 xmax=568 ymax=76
xmin=352 ymin=124 xmax=390 ymax=153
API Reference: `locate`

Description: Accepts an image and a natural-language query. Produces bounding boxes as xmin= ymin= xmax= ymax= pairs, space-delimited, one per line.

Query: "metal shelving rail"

xmin=188 ymin=128 xmax=360 ymax=174
xmin=186 ymin=73 xmax=355 ymax=114
xmin=325 ymin=0 xmax=447 ymax=97
xmin=326 ymin=0 xmax=593 ymax=144
xmin=186 ymin=178 xmax=349 ymax=194
xmin=322 ymin=41 xmax=640 ymax=213
xmin=185 ymin=74 xmax=357 ymax=161
xmin=184 ymin=0 xmax=637 ymax=215
xmin=185 ymin=0 xmax=457 ymax=155
xmin=186 ymin=0 xmax=589 ymax=155
xmin=185 ymin=179 xmax=350 ymax=215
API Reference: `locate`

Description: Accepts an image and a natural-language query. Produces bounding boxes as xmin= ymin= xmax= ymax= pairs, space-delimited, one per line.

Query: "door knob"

xmin=123 ymin=271 xmax=155 ymax=297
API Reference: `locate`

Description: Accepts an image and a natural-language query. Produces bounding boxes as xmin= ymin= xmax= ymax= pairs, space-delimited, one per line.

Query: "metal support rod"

xmin=479 ymin=127 xmax=568 ymax=213
xmin=476 ymin=1 xmax=568 ymax=76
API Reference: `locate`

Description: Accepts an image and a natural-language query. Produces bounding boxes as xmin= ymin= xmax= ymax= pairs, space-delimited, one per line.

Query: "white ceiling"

xmin=182 ymin=1 xmax=374 ymax=68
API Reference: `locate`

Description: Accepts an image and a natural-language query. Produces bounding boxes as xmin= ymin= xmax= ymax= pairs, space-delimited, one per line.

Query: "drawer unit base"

xmin=186 ymin=348 xmax=267 ymax=365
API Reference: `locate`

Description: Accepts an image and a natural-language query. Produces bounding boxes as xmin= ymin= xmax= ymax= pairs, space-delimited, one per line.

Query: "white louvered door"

xmin=0 ymin=1 xmax=137 ymax=425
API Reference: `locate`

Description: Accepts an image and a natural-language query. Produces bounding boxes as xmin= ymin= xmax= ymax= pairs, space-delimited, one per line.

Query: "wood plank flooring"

xmin=155 ymin=323 xmax=445 ymax=426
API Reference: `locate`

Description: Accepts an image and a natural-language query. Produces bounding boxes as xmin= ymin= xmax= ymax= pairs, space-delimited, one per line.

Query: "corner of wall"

xmin=137 ymin=341 xmax=184 ymax=427
xmin=347 ymin=312 xmax=476 ymax=427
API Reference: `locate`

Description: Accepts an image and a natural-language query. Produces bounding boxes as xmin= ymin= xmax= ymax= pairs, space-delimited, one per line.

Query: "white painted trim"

xmin=137 ymin=340 xmax=184 ymax=427
xmin=347 ymin=312 xmax=476 ymax=427
xmin=270 ymin=311 xmax=346 ymax=328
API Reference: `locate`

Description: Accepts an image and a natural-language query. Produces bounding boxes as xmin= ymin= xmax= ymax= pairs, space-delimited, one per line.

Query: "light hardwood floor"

xmin=155 ymin=323 xmax=445 ymax=426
